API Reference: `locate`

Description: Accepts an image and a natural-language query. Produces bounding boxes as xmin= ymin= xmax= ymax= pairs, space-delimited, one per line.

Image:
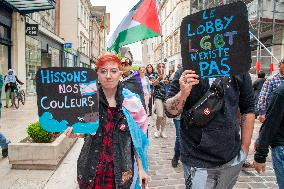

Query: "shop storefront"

xmin=63 ymin=43 xmax=78 ymax=67
xmin=0 ymin=5 xmax=12 ymax=77
xmin=25 ymin=20 xmax=64 ymax=94
xmin=25 ymin=36 xmax=41 ymax=93
xmin=79 ymin=53 xmax=90 ymax=68
xmin=90 ymin=59 xmax=96 ymax=69
xmin=0 ymin=4 xmax=12 ymax=99
xmin=1 ymin=0 xmax=57 ymax=95
xmin=64 ymin=51 xmax=78 ymax=67
xmin=0 ymin=44 xmax=9 ymax=76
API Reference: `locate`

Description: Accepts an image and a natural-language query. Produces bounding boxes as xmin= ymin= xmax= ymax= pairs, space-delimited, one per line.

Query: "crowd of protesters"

xmin=1 ymin=52 xmax=283 ymax=189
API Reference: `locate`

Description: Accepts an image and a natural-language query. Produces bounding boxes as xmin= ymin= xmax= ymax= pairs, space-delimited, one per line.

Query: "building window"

xmin=165 ymin=41 xmax=168 ymax=57
xmin=0 ymin=44 xmax=8 ymax=77
xmin=84 ymin=12 xmax=87 ymax=26
xmin=170 ymin=37 xmax=173 ymax=56
xmin=86 ymin=15 xmax=89 ymax=29
xmin=80 ymin=36 xmax=83 ymax=51
xmin=26 ymin=36 xmax=41 ymax=94
xmin=51 ymin=48 xmax=60 ymax=67
xmin=86 ymin=40 xmax=88 ymax=55
xmin=81 ymin=5 xmax=83 ymax=20
xmin=0 ymin=24 xmax=11 ymax=45
xmin=64 ymin=52 xmax=75 ymax=67
xmin=174 ymin=33 xmax=178 ymax=54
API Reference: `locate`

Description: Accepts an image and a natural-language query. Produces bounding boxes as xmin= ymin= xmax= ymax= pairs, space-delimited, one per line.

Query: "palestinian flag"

xmin=107 ymin=0 xmax=161 ymax=53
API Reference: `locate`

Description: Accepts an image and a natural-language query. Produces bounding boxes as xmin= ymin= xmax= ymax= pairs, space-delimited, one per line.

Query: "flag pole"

xmin=156 ymin=0 xmax=163 ymax=65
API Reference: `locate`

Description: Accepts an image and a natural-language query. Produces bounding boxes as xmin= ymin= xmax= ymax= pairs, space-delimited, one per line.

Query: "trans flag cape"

xmin=122 ymin=89 xmax=149 ymax=189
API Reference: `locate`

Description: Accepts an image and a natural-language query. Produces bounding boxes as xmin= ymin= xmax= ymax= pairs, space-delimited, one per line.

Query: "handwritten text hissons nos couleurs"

xmin=40 ymin=70 xmax=95 ymax=110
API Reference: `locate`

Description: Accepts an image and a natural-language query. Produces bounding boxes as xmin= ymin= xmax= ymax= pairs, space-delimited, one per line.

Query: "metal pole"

xmin=250 ymin=32 xmax=279 ymax=63
xmin=271 ymin=0 xmax=276 ymax=66
xmin=189 ymin=0 xmax=192 ymax=14
xmin=161 ymin=36 xmax=163 ymax=64
xmin=259 ymin=0 xmax=263 ymax=65
xmin=256 ymin=0 xmax=261 ymax=72
xmin=156 ymin=0 xmax=163 ymax=65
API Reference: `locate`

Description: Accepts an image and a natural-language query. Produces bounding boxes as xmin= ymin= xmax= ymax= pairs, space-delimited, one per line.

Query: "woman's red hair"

xmin=95 ymin=53 xmax=122 ymax=70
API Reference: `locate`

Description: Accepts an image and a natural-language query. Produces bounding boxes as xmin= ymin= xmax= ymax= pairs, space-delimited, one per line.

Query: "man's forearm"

xmin=240 ymin=113 xmax=255 ymax=154
xmin=164 ymin=91 xmax=187 ymax=117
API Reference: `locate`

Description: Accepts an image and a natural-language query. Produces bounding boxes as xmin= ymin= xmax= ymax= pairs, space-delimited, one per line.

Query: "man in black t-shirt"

xmin=164 ymin=69 xmax=255 ymax=188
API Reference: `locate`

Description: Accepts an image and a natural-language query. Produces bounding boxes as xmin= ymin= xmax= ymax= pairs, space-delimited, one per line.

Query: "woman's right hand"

xmin=64 ymin=127 xmax=78 ymax=138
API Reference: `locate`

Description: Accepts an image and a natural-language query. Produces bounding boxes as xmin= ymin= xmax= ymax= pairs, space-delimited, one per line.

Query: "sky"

xmin=91 ymin=0 xmax=143 ymax=61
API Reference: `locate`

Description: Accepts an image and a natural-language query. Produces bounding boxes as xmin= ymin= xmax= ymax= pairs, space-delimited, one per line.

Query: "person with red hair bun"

xmin=65 ymin=53 xmax=149 ymax=189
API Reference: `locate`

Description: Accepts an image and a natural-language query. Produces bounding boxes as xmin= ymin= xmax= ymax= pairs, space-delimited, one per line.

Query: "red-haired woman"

xmin=65 ymin=53 xmax=149 ymax=189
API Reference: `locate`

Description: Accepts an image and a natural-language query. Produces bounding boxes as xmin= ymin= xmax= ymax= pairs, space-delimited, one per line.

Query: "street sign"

xmin=26 ymin=23 xmax=38 ymax=36
xmin=36 ymin=67 xmax=99 ymax=134
xmin=180 ymin=1 xmax=251 ymax=78
xmin=64 ymin=43 xmax=72 ymax=53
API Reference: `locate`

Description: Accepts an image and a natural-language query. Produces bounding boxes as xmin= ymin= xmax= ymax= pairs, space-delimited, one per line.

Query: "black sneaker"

xmin=171 ymin=157 xmax=179 ymax=168
xmin=2 ymin=148 xmax=8 ymax=158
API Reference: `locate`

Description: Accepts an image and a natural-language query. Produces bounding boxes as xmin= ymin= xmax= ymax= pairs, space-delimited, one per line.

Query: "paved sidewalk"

xmin=0 ymin=96 xmax=83 ymax=189
xmin=0 ymin=96 xmax=38 ymax=143
xmin=0 ymin=96 xmax=279 ymax=189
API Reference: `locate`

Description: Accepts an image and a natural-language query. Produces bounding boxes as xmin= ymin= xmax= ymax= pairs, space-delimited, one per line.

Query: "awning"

xmin=1 ymin=0 xmax=56 ymax=14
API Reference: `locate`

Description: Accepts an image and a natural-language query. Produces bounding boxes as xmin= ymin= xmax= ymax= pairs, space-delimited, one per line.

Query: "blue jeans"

xmin=0 ymin=132 xmax=10 ymax=149
xmin=272 ymin=146 xmax=284 ymax=189
xmin=173 ymin=118 xmax=181 ymax=159
xmin=183 ymin=149 xmax=246 ymax=189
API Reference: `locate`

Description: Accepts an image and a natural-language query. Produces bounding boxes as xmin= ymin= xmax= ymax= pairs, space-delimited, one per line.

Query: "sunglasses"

xmin=121 ymin=58 xmax=132 ymax=66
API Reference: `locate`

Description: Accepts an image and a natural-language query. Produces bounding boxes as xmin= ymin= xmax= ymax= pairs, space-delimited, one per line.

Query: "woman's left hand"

xmin=64 ymin=127 xmax=78 ymax=138
xmin=139 ymin=169 xmax=149 ymax=189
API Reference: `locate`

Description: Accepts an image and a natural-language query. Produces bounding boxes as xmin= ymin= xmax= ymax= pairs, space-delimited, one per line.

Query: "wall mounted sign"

xmin=26 ymin=23 xmax=38 ymax=36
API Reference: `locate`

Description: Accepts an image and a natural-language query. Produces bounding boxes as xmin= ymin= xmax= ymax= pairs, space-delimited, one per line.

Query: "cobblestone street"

xmin=0 ymin=96 xmax=279 ymax=189
xmin=147 ymin=117 xmax=278 ymax=189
